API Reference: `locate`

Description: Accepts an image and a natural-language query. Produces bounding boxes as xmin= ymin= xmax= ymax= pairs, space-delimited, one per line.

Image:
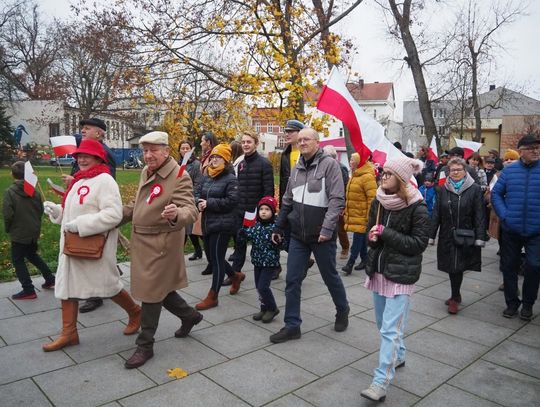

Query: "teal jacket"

xmin=3 ymin=180 xmax=44 ymax=244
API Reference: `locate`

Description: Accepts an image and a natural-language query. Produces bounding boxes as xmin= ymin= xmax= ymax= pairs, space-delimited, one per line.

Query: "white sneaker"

xmin=361 ymin=384 xmax=386 ymax=402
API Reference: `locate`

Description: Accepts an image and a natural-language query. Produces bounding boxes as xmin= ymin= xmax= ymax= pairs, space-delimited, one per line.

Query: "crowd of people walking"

xmin=3 ymin=115 xmax=539 ymax=403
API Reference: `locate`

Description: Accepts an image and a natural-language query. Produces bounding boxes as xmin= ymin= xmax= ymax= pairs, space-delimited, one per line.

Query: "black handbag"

xmin=452 ymin=228 xmax=475 ymax=246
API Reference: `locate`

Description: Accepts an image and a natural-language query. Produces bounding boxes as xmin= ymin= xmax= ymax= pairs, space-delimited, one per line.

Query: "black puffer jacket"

xmin=279 ymin=145 xmax=292 ymax=204
xmin=236 ymin=151 xmax=274 ymax=213
xmin=431 ymin=174 xmax=487 ymax=274
xmin=366 ymin=198 xmax=430 ymax=284
xmin=196 ymin=168 xmax=239 ymax=235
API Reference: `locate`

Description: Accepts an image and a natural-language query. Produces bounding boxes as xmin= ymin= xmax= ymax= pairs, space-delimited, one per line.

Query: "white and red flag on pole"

xmin=177 ymin=150 xmax=193 ymax=178
xmin=427 ymin=137 xmax=439 ymax=164
xmin=454 ymin=138 xmax=482 ymax=160
xmin=316 ymin=67 xmax=416 ymax=184
xmin=24 ymin=161 xmax=38 ymax=197
xmin=50 ymin=136 xmax=77 ymax=156
xmin=47 ymin=178 xmax=65 ymax=197
xmin=438 ymin=170 xmax=447 ymax=187
xmin=243 ymin=210 xmax=257 ymax=228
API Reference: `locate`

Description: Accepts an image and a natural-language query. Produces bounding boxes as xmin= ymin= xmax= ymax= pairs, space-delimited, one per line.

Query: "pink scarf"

xmin=376 ymin=184 xmax=423 ymax=211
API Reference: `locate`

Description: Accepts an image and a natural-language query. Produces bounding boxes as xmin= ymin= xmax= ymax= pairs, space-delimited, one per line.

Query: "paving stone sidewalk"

xmin=0 ymin=241 xmax=539 ymax=406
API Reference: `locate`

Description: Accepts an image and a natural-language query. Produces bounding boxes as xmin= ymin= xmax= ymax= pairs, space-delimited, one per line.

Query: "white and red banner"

xmin=438 ymin=170 xmax=447 ymax=187
xmin=50 ymin=135 xmax=77 ymax=156
xmin=428 ymin=137 xmax=439 ymax=164
xmin=24 ymin=161 xmax=38 ymax=197
xmin=47 ymin=178 xmax=65 ymax=197
xmin=454 ymin=138 xmax=482 ymax=160
xmin=316 ymin=67 xmax=416 ymax=184
xmin=177 ymin=150 xmax=193 ymax=178
xmin=243 ymin=210 xmax=257 ymax=228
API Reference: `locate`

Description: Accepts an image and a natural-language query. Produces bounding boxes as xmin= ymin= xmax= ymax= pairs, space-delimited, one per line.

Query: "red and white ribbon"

xmin=147 ymin=184 xmax=162 ymax=204
xmin=77 ymin=186 xmax=90 ymax=204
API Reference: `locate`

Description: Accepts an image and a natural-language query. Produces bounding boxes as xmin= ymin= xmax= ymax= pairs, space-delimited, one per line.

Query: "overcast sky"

xmin=40 ymin=0 xmax=540 ymax=121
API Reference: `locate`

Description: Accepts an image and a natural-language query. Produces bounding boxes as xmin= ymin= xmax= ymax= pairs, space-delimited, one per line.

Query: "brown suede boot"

xmin=43 ymin=300 xmax=79 ymax=352
xmin=111 ymin=289 xmax=141 ymax=335
xmin=229 ymin=272 xmax=245 ymax=295
xmin=195 ymin=289 xmax=218 ymax=310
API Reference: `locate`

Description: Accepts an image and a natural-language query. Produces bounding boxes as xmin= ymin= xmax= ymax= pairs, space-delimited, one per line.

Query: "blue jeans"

xmin=347 ymin=232 xmax=367 ymax=265
xmin=500 ymin=229 xmax=540 ymax=308
xmin=284 ymin=237 xmax=349 ymax=329
xmin=254 ymin=266 xmax=278 ymax=311
xmin=372 ymin=292 xmax=410 ymax=390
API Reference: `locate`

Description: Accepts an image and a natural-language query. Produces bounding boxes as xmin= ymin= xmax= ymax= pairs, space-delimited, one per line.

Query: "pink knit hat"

xmin=383 ymin=156 xmax=424 ymax=182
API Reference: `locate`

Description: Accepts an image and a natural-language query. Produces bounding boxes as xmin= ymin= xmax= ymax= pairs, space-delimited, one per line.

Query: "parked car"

xmin=50 ymin=154 xmax=75 ymax=166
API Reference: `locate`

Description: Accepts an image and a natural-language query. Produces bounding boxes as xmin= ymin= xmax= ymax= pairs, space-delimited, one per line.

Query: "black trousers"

xmin=11 ymin=241 xmax=54 ymax=293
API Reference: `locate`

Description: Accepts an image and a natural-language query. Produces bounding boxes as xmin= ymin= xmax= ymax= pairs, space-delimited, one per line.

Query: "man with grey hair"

xmin=122 ymin=131 xmax=201 ymax=368
xmin=270 ymin=128 xmax=350 ymax=343
xmin=322 ymin=145 xmax=350 ymax=259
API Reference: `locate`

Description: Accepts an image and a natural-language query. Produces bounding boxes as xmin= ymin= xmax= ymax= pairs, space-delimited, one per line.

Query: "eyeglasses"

xmin=381 ymin=171 xmax=395 ymax=179
xmin=449 ymin=168 xmax=465 ymax=173
xmin=298 ymin=137 xmax=316 ymax=144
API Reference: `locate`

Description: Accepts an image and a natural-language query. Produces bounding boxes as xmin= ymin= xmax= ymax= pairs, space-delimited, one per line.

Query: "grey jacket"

xmin=275 ymin=148 xmax=345 ymax=243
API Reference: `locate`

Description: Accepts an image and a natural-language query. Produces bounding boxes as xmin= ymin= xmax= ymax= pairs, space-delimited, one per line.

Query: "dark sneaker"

xmin=269 ymin=327 xmax=301 ymax=343
xmin=125 ymin=347 xmax=154 ymax=369
xmin=395 ymin=360 xmax=405 ymax=369
xmin=11 ymin=290 xmax=37 ymax=300
xmin=201 ymin=266 xmax=212 ymax=275
xmin=222 ymin=276 xmax=232 ymax=286
xmin=341 ymin=263 xmax=353 ymax=275
xmin=175 ymin=311 xmax=203 ymax=338
xmin=503 ymin=305 xmax=519 ymax=318
xmin=41 ymin=279 xmax=55 ymax=289
xmin=334 ymin=307 xmax=350 ymax=332
xmin=79 ymin=298 xmax=103 ymax=313
xmin=307 ymin=258 xmax=315 ymax=269
xmin=520 ymin=306 xmax=533 ymax=321
xmin=354 ymin=261 xmax=366 ymax=270
xmin=252 ymin=311 xmax=265 ymax=321
xmin=262 ymin=309 xmax=280 ymax=323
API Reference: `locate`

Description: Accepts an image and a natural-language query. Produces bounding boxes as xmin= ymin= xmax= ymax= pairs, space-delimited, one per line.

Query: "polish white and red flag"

xmin=316 ymin=67 xmax=416 ymax=185
xmin=438 ymin=170 xmax=447 ymax=187
xmin=454 ymin=138 xmax=482 ymax=160
xmin=50 ymin=135 xmax=77 ymax=156
xmin=177 ymin=150 xmax=193 ymax=178
xmin=24 ymin=161 xmax=38 ymax=197
xmin=243 ymin=210 xmax=257 ymax=227
xmin=47 ymin=178 xmax=65 ymax=197
xmin=427 ymin=137 xmax=439 ymax=164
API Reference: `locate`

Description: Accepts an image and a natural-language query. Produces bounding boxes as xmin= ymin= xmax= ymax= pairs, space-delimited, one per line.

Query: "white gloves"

xmin=44 ymin=201 xmax=61 ymax=219
xmin=64 ymin=221 xmax=79 ymax=233
xmin=428 ymin=238 xmax=435 ymax=245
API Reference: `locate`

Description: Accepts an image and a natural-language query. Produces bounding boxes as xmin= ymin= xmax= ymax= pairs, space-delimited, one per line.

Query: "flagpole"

xmin=32 ymin=166 xmax=47 ymax=201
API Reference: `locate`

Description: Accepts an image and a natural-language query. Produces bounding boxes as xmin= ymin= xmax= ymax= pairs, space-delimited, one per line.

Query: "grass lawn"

xmin=0 ymin=166 xmax=198 ymax=283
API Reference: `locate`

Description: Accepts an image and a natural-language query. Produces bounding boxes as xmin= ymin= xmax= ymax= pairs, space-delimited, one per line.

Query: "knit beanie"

xmin=258 ymin=196 xmax=277 ymax=214
xmin=350 ymin=153 xmax=360 ymax=166
xmin=383 ymin=156 xmax=424 ymax=183
xmin=503 ymin=149 xmax=519 ymax=161
xmin=211 ymin=143 xmax=232 ymax=162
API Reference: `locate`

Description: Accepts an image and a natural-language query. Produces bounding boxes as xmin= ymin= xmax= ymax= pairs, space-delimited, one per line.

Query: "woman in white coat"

xmin=42 ymin=139 xmax=140 ymax=352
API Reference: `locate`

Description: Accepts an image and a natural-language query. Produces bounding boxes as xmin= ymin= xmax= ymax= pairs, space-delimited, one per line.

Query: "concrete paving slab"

xmin=509 ymin=323 xmax=540 ymax=349
xmin=417 ymin=282 xmax=483 ymax=305
xmin=264 ymin=394 xmax=315 ymax=407
xmin=190 ymin=319 xmax=274 ymax=358
xmin=409 ymin=294 xmax=449 ymax=319
xmin=150 ymin=309 xmax=213 ymax=342
xmin=299 ymin=294 xmax=366 ymax=322
xmin=192 ymin=296 xmax=259 ymax=325
xmin=482 ymin=340 xmax=540 ymax=379
xmin=62 ymin=321 xmax=139 ymax=363
xmin=120 ymin=336 xmax=227 ymax=385
xmin=356 ymin=309 xmax=438 ymax=336
xmin=0 ymin=339 xmax=74 ymax=385
xmin=0 ymin=378 xmax=53 ymax=406
xmin=316 ymin=315 xmax=380 ymax=353
xmin=34 ymin=355 xmax=154 ymax=407
xmin=449 ymin=359 xmax=540 ymax=407
xmin=119 ymin=373 xmax=250 ymax=407
xmin=414 ymin=273 xmax=447 ymax=289
xmin=460 ymin=278 xmax=500 ymax=296
xmin=350 ymin=350 xmax=459 ymax=397
xmin=0 ymin=280 xmax=28 ymax=298
xmin=307 ymin=269 xmax=365 ymax=288
xmin=480 ymin=290 xmax=506 ymax=306
xmin=0 ymin=308 xmax=62 ymax=344
xmin=267 ymin=331 xmax=366 ymax=376
xmin=414 ymin=384 xmax=500 ymax=407
xmin=203 ymin=349 xmax=317 ymax=406
xmin=234 ymin=286 xmax=287 ymax=309
xmin=294 ymin=366 xmax=419 ymax=407
xmin=343 ymin=283 xmax=378 ymax=308
xmin=430 ymin=315 xmax=514 ymax=346
xmin=460 ymin=301 xmax=529 ymax=330
xmin=465 ymin=268 xmax=504 ymax=285
xmin=406 ymin=328 xmax=489 ymax=368
xmin=7 ymin=289 xmax=59 ymax=314
xmin=77 ymin=300 xmax=132 ymax=328
xmin=0 ymin=298 xmax=23 ymax=319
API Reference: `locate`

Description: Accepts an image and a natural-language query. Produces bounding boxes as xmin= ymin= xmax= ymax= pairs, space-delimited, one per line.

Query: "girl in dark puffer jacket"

xmin=361 ymin=157 xmax=430 ymax=403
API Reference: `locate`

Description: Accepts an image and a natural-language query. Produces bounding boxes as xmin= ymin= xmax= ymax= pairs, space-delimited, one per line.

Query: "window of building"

xmin=49 ymin=123 xmax=60 ymax=137
xmin=267 ymin=123 xmax=273 ymax=133
xmin=262 ymin=142 xmax=266 ymax=150
xmin=255 ymin=122 xmax=261 ymax=133
xmin=153 ymin=112 xmax=160 ymax=122
xmin=420 ymin=126 xmax=424 ymax=135
xmin=373 ymin=109 xmax=377 ymax=119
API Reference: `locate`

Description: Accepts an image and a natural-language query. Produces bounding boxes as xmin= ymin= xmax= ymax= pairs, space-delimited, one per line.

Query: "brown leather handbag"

xmin=63 ymin=231 xmax=109 ymax=260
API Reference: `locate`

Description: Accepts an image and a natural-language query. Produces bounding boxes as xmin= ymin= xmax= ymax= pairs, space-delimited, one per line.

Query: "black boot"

xmin=341 ymin=262 xmax=354 ymax=275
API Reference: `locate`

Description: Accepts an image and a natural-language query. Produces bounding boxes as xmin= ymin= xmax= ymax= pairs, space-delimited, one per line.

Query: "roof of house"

xmin=305 ymin=81 xmax=394 ymax=104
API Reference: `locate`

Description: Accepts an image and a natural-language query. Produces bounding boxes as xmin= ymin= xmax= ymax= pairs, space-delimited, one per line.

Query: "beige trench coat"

xmin=123 ymin=157 xmax=198 ymax=303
